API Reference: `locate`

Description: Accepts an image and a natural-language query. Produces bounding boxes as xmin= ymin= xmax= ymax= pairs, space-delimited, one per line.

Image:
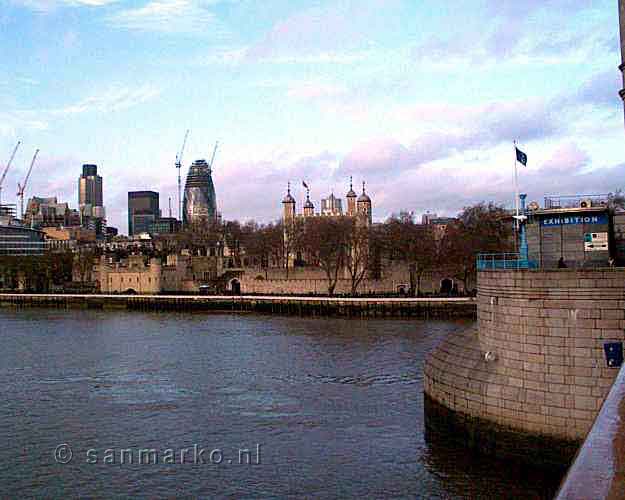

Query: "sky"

xmin=0 ymin=0 xmax=623 ymax=233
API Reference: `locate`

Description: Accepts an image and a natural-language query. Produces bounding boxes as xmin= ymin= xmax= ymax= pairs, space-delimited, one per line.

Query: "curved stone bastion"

xmin=424 ymin=269 xmax=625 ymax=466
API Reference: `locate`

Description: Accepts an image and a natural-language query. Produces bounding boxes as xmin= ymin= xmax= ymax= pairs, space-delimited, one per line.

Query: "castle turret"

xmin=346 ymin=176 xmax=357 ymax=216
xmin=357 ymin=181 xmax=372 ymax=225
xmin=303 ymin=188 xmax=314 ymax=217
xmin=282 ymin=182 xmax=296 ymax=221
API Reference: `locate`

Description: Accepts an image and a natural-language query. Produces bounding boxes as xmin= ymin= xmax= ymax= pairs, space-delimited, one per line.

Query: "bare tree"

xmin=299 ymin=217 xmax=351 ymax=295
xmin=344 ymin=220 xmax=371 ymax=295
xmin=243 ymin=221 xmax=282 ymax=279
xmin=74 ymin=248 xmax=96 ymax=284
xmin=282 ymin=217 xmax=304 ymax=278
xmin=383 ymin=212 xmax=437 ymax=296
xmin=439 ymin=202 xmax=514 ymax=292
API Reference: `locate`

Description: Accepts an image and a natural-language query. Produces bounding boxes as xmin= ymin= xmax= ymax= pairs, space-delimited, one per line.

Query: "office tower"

xmin=128 ymin=191 xmax=160 ymax=236
xmin=78 ymin=164 xmax=106 ymax=235
xmin=78 ymin=164 xmax=103 ymax=210
xmin=183 ymin=159 xmax=217 ymax=225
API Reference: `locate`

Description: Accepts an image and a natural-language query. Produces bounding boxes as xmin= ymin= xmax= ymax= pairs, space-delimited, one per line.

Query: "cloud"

xmin=51 ymin=84 xmax=162 ymax=116
xmin=538 ymin=142 xmax=590 ymax=173
xmin=0 ymin=112 xmax=49 ymax=139
xmin=412 ymin=1 xmax=613 ymax=70
xmin=244 ymin=0 xmax=404 ymax=64
xmin=257 ymin=51 xmax=371 ymax=66
xmin=12 ymin=0 xmax=119 ymax=12
xmin=483 ymin=0 xmax=590 ymax=18
xmin=336 ymin=97 xmax=561 ymax=181
xmin=14 ymin=154 xmax=81 ymax=207
xmin=211 ymin=150 xmax=340 ymax=222
xmin=576 ymin=69 xmax=622 ymax=108
xmin=339 ymin=139 xmax=415 ymax=178
xmin=107 ymin=0 xmax=228 ymax=35
xmin=208 ymin=139 xmax=625 ymax=227
xmin=286 ymin=81 xmax=348 ymax=101
xmin=370 ymin=144 xmax=625 ymax=220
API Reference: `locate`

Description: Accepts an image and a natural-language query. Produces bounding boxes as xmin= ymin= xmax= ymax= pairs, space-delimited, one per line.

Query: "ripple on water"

xmin=0 ymin=311 xmax=563 ymax=498
xmin=269 ymin=369 xmax=421 ymax=388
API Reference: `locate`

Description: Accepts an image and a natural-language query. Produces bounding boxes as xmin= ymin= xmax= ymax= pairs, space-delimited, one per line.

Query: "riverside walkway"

xmin=0 ymin=293 xmax=476 ymax=319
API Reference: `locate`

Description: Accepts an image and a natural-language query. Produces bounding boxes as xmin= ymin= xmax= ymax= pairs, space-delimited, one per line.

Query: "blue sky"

xmin=0 ymin=0 xmax=623 ymax=233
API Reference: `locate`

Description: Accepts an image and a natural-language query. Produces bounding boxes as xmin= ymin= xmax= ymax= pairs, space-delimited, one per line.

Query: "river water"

xmin=0 ymin=309 xmax=563 ymax=498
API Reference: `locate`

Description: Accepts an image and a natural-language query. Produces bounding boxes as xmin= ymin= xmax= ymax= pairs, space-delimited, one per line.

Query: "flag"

xmin=515 ymin=147 xmax=527 ymax=166
xmin=302 ymin=181 xmax=309 ymax=189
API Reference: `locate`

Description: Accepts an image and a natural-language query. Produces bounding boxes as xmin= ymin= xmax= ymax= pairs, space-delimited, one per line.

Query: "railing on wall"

xmin=477 ymin=253 xmax=537 ymax=270
xmin=544 ymin=194 xmax=609 ymax=209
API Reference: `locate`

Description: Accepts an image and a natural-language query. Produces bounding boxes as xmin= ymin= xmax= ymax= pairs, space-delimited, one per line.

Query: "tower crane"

xmin=16 ymin=149 xmax=39 ymax=220
xmin=0 ymin=141 xmax=21 ymax=207
xmin=175 ymin=130 xmax=189 ymax=224
xmin=209 ymin=141 xmax=219 ymax=169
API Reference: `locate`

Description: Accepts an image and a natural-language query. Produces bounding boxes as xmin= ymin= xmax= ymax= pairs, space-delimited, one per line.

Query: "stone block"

xmin=549 ymin=364 xmax=566 ymax=375
xmin=573 ymin=355 xmax=598 ymax=368
xmin=545 ymin=336 xmax=566 ymax=347
xmin=571 ymin=385 xmax=592 ymax=396
xmin=601 ymin=309 xmax=624 ymax=320
xmin=545 ymin=392 xmax=566 ymax=407
xmin=572 ymin=337 xmax=594 ymax=348
xmin=523 ymin=361 xmax=545 ymax=373
xmin=546 ymin=326 xmax=570 ymax=338
xmin=596 ymin=319 xmax=621 ymax=329
xmin=574 ymin=396 xmax=598 ymax=411
xmin=549 ymin=383 xmax=571 ymax=394
xmin=545 ymin=373 xmax=565 ymax=384
xmin=525 ymin=390 xmax=546 ymax=405
xmin=545 ymin=317 xmax=567 ymax=328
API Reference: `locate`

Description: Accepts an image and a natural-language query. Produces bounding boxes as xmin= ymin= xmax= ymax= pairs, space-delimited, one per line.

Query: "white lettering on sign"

xmin=541 ymin=214 xmax=607 ymax=226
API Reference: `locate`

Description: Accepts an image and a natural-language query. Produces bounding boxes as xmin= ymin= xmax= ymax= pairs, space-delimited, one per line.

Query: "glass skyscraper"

xmin=128 ymin=191 xmax=160 ymax=236
xmin=182 ymin=159 xmax=217 ymax=225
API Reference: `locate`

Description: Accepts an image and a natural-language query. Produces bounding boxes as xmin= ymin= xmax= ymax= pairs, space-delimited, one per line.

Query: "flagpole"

xmin=513 ymin=140 xmax=520 ymax=253
xmin=513 ymin=140 xmax=519 ymax=219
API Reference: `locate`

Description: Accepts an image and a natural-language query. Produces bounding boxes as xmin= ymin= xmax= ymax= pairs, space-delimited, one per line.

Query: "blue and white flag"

xmin=515 ymin=147 xmax=527 ymax=166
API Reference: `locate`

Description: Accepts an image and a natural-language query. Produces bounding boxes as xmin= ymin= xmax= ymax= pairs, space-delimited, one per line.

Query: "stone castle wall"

xmin=424 ymin=269 xmax=625 ymax=464
xmin=240 ymin=265 xmax=462 ymax=295
xmin=239 ymin=277 xmax=394 ymax=295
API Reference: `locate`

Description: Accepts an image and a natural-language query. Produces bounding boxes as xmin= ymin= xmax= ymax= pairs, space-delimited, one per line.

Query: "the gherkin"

xmin=182 ymin=159 xmax=217 ymax=225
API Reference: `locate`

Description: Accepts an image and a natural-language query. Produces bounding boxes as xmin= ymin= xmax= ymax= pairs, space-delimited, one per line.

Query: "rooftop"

xmin=531 ymin=206 xmax=608 ymax=216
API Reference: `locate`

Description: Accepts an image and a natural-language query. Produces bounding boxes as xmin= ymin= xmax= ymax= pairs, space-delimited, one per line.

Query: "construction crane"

xmin=175 ymin=130 xmax=189 ymax=224
xmin=0 ymin=141 xmax=21 ymax=207
xmin=209 ymin=141 xmax=219 ymax=169
xmin=16 ymin=149 xmax=39 ymax=220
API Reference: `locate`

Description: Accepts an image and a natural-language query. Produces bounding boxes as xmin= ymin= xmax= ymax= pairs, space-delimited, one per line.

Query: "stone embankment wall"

xmin=555 ymin=362 xmax=625 ymax=499
xmin=424 ymin=269 xmax=625 ymax=465
xmin=0 ymin=294 xmax=476 ymax=319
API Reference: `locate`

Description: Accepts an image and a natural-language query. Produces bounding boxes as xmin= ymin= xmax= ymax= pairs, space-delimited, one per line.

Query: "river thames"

xmin=0 ymin=309 xmax=563 ymax=498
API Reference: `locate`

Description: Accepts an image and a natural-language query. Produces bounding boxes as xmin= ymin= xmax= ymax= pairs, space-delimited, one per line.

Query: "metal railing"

xmin=477 ymin=253 xmax=537 ymax=270
xmin=544 ymin=194 xmax=609 ymax=209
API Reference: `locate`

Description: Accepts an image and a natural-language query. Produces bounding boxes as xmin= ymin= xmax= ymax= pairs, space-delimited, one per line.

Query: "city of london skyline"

xmin=1 ymin=0 xmax=623 ymax=233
